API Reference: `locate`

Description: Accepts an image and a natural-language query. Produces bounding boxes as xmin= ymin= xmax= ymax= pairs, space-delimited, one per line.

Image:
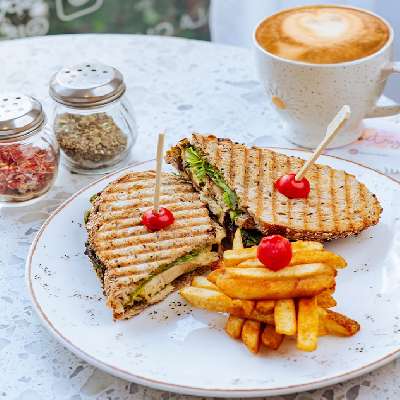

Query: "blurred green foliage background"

xmin=0 ymin=0 xmax=210 ymax=40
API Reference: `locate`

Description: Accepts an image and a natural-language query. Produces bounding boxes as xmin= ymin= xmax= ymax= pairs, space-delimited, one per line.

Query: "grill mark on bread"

xmin=96 ymin=224 xmax=213 ymax=253
xmin=297 ymin=158 xmax=307 ymax=231
xmin=330 ymin=168 xmax=338 ymax=231
xmin=97 ymin=217 xmax=210 ymax=242
xmin=344 ymin=173 xmax=353 ymax=231
xmin=232 ymin=143 xmax=245 ymax=203
xmin=246 ymin=147 xmax=260 ymax=224
xmin=334 ymin=170 xmax=348 ymax=231
xmin=275 ymin=153 xmax=290 ymax=227
xmin=359 ymin=184 xmax=368 ymax=226
xmin=242 ymin=146 xmax=249 ymax=210
xmin=215 ymin=138 xmax=222 ymax=180
xmin=99 ymin=233 xmax=213 ymax=263
xmin=217 ymin=139 xmax=231 ymax=188
xmin=285 ymin=154 xmax=292 ymax=228
xmin=105 ymin=176 xmax=184 ymax=193
xmin=98 ymin=201 xmax=206 ymax=225
xmin=270 ymin=151 xmax=276 ymax=225
xmin=101 ymin=185 xmax=194 ymax=203
xmin=206 ymin=135 xmax=217 ymax=165
xmin=99 ymin=191 xmax=198 ymax=211
xmin=256 ymin=147 xmax=264 ymax=222
xmin=315 ymin=165 xmax=323 ymax=231
xmin=228 ymin=140 xmax=234 ymax=188
xmin=261 ymin=151 xmax=272 ymax=225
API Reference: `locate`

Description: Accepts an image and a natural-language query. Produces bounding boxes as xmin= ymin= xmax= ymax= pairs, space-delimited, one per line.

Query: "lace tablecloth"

xmin=1 ymin=34 xmax=400 ymax=400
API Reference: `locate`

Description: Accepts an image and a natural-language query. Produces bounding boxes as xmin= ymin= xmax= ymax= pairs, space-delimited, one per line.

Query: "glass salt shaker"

xmin=49 ymin=62 xmax=138 ymax=174
xmin=0 ymin=93 xmax=59 ymax=205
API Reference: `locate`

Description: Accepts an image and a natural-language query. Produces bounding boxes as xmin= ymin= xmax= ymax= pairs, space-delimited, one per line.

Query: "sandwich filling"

xmin=119 ymin=247 xmax=218 ymax=308
xmin=185 ymin=146 xmax=241 ymax=221
xmin=181 ymin=145 xmax=262 ymax=246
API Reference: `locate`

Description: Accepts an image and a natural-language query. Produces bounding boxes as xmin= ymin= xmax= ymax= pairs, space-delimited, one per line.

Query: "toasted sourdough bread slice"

xmin=165 ymin=134 xmax=382 ymax=241
xmin=86 ymin=171 xmax=224 ymax=319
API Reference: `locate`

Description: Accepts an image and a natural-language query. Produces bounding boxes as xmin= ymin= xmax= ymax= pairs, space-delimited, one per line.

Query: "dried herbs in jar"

xmin=49 ymin=62 xmax=137 ymax=174
xmin=55 ymin=113 xmax=128 ymax=169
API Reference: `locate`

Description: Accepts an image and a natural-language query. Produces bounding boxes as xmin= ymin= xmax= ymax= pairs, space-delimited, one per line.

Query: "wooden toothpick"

xmin=295 ymin=105 xmax=351 ymax=181
xmin=153 ymin=133 xmax=165 ymax=213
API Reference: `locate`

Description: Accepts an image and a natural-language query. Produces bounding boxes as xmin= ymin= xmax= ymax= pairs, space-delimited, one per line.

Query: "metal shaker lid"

xmin=0 ymin=93 xmax=45 ymax=139
xmin=49 ymin=62 xmax=126 ymax=108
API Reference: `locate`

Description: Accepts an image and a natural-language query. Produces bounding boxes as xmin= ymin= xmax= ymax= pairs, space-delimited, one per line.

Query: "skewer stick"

xmin=295 ymin=105 xmax=351 ymax=181
xmin=153 ymin=133 xmax=165 ymax=213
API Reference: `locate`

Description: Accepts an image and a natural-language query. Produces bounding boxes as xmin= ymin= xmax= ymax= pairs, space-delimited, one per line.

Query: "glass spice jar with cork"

xmin=49 ymin=62 xmax=138 ymax=174
xmin=0 ymin=93 xmax=59 ymax=205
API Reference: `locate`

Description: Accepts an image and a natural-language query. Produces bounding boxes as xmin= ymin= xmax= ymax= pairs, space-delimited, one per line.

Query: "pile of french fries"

xmin=180 ymin=231 xmax=360 ymax=354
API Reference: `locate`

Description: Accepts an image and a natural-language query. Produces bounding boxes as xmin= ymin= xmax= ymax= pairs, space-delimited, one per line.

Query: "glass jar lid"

xmin=0 ymin=93 xmax=44 ymax=140
xmin=49 ymin=62 xmax=126 ymax=108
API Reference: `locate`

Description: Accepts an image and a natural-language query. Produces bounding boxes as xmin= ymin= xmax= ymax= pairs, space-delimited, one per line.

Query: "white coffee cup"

xmin=254 ymin=5 xmax=400 ymax=148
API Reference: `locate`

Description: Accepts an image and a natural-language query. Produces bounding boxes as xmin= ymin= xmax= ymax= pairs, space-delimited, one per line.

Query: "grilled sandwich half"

xmin=85 ymin=171 xmax=225 ymax=320
xmin=165 ymin=134 xmax=382 ymax=244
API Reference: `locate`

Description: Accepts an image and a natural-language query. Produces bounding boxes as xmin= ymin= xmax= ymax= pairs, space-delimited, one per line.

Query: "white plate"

xmin=27 ymin=150 xmax=400 ymax=397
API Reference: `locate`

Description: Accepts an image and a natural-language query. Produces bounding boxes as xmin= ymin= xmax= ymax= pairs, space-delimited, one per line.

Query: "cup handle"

xmin=365 ymin=62 xmax=400 ymax=118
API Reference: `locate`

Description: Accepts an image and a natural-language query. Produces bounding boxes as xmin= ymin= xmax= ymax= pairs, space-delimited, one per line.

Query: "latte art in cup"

xmin=255 ymin=6 xmax=389 ymax=64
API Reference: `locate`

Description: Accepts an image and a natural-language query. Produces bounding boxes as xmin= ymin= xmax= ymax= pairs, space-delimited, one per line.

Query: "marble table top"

xmin=1 ymin=34 xmax=399 ymax=400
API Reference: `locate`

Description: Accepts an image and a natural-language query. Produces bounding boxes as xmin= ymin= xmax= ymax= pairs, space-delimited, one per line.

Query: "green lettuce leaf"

xmin=241 ymin=229 xmax=263 ymax=247
xmin=185 ymin=146 xmax=206 ymax=182
xmin=185 ymin=146 xmax=240 ymax=217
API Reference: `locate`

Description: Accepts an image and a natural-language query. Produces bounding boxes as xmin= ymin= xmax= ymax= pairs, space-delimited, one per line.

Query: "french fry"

xmin=180 ymin=286 xmax=255 ymax=316
xmin=237 ymin=250 xmax=346 ymax=269
xmin=214 ymin=265 xmax=336 ymax=300
xmin=255 ymin=300 xmax=275 ymax=314
xmin=248 ymin=310 xmax=275 ymax=324
xmin=223 ymin=241 xmax=324 ymax=267
xmin=297 ymin=297 xmax=319 ymax=351
xmin=225 ymin=315 xmax=245 ymax=339
xmin=192 ymin=276 xmax=219 ymax=291
xmin=290 ymin=250 xmax=347 ymax=268
xmin=318 ymin=324 xmax=328 ymax=336
xmin=291 ymin=241 xmax=324 ymax=251
xmin=207 ymin=268 xmax=224 ymax=284
xmin=233 ymin=229 xmax=244 ymax=250
xmin=181 ymin=286 xmax=276 ymax=324
xmin=261 ymin=325 xmax=284 ymax=350
xmin=242 ymin=320 xmax=261 ymax=353
xmin=180 ymin=286 xmax=232 ymax=312
xmin=317 ymin=307 xmax=329 ymax=336
xmin=220 ymin=264 xmax=335 ymax=281
xmin=219 ymin=274 xmax=335 ymax=300
xmin=274 ymin=299 xmax=297 ymax=335
xmin=321 ymin=309 xmax=360 ymax=337
xmin=316 ymin=289 xmax=337 ymax=308
xmin=223 ymin=247 xmax=257 ymax=267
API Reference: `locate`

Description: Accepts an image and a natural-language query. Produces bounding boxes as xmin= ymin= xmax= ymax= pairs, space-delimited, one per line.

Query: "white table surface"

xmin=1 ymin=33 xmax=399 ymax=400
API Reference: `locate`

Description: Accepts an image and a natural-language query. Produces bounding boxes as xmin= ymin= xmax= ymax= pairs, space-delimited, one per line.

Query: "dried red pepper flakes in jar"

xmin=0 ymin=93 xmax=59 ymax=203
xmin=0 ymin=144 xmax=57 ymax=198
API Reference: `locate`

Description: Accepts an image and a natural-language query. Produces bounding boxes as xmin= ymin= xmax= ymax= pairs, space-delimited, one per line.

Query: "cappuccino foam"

xmin=256 ymin=6 xmax=389 ymax=64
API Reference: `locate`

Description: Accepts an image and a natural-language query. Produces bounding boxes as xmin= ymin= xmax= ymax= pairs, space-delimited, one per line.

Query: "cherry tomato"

xmin=275 ymin=173 xmax=310 ymax=199
xmin=141 ymin=207 xmax=175 ymax=231
xmin=257 ymin=235 xmax=292 ymax=271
